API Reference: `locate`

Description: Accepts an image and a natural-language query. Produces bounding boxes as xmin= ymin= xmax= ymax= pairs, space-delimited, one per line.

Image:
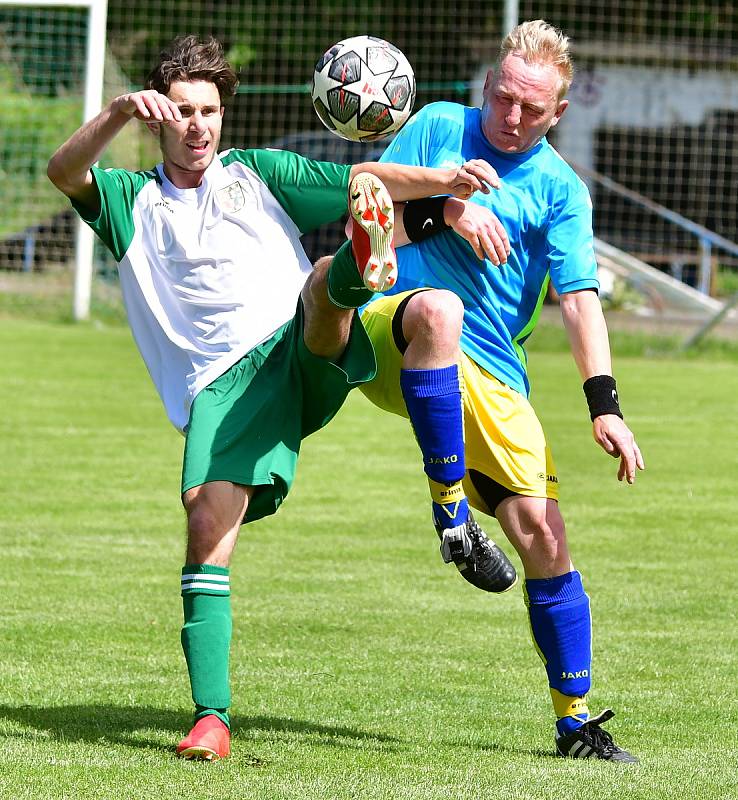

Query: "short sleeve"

xmin=223 ymin=149 xmax=351 ymax=233
xmin=547 ymin=181 xmax=599 ymax=295
xmin=71 ymin=167 xmax=152 ymax=262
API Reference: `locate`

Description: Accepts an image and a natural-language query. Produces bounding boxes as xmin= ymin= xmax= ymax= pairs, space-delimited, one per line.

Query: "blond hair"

xmin=499 ymin=20 xmax=573 ymax=98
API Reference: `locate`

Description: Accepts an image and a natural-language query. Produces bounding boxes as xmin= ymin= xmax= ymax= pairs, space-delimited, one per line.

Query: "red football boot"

xmin=176 ymin=714 xmax=230 ymax=761
xmin=349 ymin=172 xmax=397 ymax=292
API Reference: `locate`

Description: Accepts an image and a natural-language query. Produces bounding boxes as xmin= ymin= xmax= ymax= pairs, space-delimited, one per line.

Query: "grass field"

xmin=1 ymin=318 xmax=737 ymax=800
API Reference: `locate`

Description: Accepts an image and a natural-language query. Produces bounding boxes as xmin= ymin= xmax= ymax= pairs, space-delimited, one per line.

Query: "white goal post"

xmin=0 ymin=0 xmax=108 ymax=320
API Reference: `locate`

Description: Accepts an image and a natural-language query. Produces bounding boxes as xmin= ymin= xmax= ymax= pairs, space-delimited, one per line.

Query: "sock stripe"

xmin=428 ymin=478 xmax=465 ymax=505
xmin=181 ymin=581 xmax=230 ymax=593
xmin=181 ymin=567 xmax=231 ymax=596
xmin=181 ymin=573 xmax=229 ymax=583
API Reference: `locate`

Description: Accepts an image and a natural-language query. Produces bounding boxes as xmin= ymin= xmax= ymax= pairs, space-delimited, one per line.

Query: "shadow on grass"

xmin=0 ymin=704 xmax=400 ymax=755
xmin=475 ymin=741 xmax=559 ymax=760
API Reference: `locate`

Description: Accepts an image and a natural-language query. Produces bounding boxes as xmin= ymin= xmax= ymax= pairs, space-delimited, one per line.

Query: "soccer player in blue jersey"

xmin=361 ymin=20 xmax=644 ymax=761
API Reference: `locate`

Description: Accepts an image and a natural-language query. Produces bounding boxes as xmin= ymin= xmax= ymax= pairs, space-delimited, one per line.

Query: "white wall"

xmin=471 ymin=65 xmax=738 ymax=172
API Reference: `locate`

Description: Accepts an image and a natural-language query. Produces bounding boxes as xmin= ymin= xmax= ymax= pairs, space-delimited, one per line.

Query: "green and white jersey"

xmin=73 ymin=148 xmax=351 ymax=432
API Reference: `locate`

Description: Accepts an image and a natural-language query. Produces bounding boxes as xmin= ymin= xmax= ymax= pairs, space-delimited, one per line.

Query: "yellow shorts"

xmin=360 ymin=291 xmax=559 ymax=515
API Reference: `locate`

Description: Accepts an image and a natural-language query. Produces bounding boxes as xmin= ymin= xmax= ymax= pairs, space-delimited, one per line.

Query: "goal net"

xmin=2 ymin=1 xmax=738 ymax=327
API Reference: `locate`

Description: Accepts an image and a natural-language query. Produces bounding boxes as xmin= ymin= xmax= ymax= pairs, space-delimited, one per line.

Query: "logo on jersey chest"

xmin=216 ymin=181 xmax=246 ymax=213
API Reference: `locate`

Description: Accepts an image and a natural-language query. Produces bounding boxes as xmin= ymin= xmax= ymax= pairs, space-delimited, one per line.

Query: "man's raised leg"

xmin=397 ymin=289 xmax=517 ymax=593
xmin=303 ymin=172 xmax=396 ymax=359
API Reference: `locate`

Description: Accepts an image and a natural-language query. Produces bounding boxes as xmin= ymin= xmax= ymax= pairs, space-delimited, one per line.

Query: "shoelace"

xmin=466 ymin=523 xmax=500 ymax=577
xmin=580 ymin=722 xmax=620 ymax=756
xmin=467 ymin=521 xmax=492 ymax=552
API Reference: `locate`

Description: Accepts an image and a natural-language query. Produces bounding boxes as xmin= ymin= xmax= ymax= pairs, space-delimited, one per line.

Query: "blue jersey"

xmin=379 ymin=101 xmax=598 ymax=397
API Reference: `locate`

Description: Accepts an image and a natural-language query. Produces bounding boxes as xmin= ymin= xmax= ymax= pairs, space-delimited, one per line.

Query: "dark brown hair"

xmin=145 ymin=35 xmax=238 ymax=102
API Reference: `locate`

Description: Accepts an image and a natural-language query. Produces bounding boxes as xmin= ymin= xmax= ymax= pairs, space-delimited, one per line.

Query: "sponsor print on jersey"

xmin=154 ymin=199 xmax=174 ymax=214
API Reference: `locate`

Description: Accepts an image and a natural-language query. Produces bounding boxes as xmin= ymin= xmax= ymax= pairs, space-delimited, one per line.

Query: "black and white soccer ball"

xmin=311 ymin=35 xmax=416 ymax=142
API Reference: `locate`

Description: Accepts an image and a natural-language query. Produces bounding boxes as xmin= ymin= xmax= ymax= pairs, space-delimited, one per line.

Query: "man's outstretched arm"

xmin=350 ymin=158 xmax=500 ymax=203
xmin=389 ymin=196 xmax=511 ymax=266
xmin=47 ymin=90 xmax=182 ymax=209
xmin=560 ymin=288 xmax=645 ymax=484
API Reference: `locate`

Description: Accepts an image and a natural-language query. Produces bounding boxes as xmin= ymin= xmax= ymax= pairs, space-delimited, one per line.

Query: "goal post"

xmin=74 ymin=0 xmax=108 ymax=321
xmin=0 ymin=0 xmax=108 ymax=321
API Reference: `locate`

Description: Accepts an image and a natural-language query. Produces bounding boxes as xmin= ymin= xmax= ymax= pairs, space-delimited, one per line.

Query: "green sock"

xmin=181 ymin=564 xmax=232 ymax=728
xmin=327 ymin=240 xmax=375 ymax=309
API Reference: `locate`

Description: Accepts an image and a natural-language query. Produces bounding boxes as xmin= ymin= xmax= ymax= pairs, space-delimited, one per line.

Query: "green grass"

xmin=0 ymin=273 xmax=127 ymax=326
xmin=0 ymin=66 xmax=84 ymax=239
xmin=3 ymin=274 xmax=738 ymax=362
xmin=532 ymin=315 xmax=738 ymax=362
xmin=1 ymin=320 xmax=737 ymax=799
xmin=715 ymin=266 xmax=738 ymax=298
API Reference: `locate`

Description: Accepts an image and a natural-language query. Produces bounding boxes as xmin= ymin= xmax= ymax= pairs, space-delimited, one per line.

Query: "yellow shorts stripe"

xmin=360 ymin=291 xmax=559 ymax=515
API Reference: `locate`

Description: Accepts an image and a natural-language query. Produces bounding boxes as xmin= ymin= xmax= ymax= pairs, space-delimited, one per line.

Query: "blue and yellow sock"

xmin=400 ymin=365 xmax=468 ymax=529
xmin=524 ymin=571 xmax=592 ymax=735
xmin=181 ymin=564 xmax=232 ymax=728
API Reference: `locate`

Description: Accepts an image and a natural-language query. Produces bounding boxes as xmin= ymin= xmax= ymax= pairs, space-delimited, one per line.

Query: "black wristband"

xmin=403 ymin=196 xmax=450 ymax=242
xmin=583 ymin=375 xmax=623 ymax=421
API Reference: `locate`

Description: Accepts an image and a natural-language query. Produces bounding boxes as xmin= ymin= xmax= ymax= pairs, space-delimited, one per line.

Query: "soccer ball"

xmin=311 ymin=35 xmax=416 ymax=142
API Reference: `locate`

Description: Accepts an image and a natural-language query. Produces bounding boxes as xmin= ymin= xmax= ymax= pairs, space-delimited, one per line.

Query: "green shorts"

xmin=182 ymin=300 xmax=376 ymax=523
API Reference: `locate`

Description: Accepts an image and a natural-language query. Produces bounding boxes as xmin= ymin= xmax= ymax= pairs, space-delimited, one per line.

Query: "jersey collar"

xmin=156 ymin=155 xmax=224 ymax=202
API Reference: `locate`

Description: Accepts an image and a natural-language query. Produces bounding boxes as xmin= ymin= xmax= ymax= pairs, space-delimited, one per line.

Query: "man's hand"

xmin=47 ymin=90 xmax=184 ymax=205
xmin=446 ymin=159 xmax=501 ymax=199
xmin=592 ymin=414 xmax=645 ymax=484
xmin=443 ymin=197 xmax=510 ymax=265
xmin=112 ymin=90 xmax=183 ymax=123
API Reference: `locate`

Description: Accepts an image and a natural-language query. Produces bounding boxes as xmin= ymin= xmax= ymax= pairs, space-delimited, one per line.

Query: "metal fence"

xmin=2 ymin=1 xmax=737 ymax=302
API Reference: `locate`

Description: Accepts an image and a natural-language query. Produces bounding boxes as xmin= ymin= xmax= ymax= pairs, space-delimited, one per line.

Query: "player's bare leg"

xmin=176 ymin=481 xmax=252 ymax=760
xmin=184 ymin=481 xmax=250 ymax=566
xmin=302 ymin=259 xmax=354 ymax=362
xmin=494 ymin=495 xmax=571 ymax=579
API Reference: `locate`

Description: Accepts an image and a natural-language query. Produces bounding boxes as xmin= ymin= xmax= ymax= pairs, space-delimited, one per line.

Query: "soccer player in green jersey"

xmin=47 ymin=34 xmax=498 ymax=760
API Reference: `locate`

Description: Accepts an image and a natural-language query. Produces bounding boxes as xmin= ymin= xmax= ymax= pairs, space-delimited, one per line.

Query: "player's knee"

xmin=186 ymin=503 xmax=221 ymax=544
xmin=303 ymin=257 xmax=341 ymax=317
xmin=304 ymin=258 xmax=330 ymax=300
xmin=405 ymin=289 xmax=463 ymax=345
xmin=313 ymin=255 xmax=332 ymax=273
xmin=526 ymin=512 xmax=567 ymax=564
xmin=185 ymin=496 xmax=235 ymax=558
xmin=187 ymin=526 xmax=232 ymax=567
